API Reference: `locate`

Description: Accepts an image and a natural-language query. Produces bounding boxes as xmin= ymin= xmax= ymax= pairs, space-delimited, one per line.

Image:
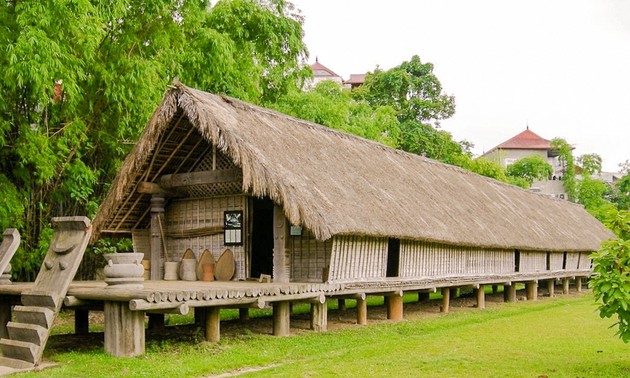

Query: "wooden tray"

xmin=215 ymin=249 xmax=235 ymax=281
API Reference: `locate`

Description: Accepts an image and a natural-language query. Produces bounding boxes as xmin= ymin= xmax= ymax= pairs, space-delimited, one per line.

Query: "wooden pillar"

xmin=387 ymin=294 xmax=403 ymax=321
xmin=475 ymin=285 xmax=485 ymax=309
xmin=418 ymin=292 xmax=431 ymax=303
xmin=547 ymin=280 xmax=555 ymax=298
xmin=0 ymin=299 xmax=11 ymax=339
xmin=104 ymin=301 xmax=145 ymax=357
xmin=148 ymin=313 xmax=165 ymax=330
xmin=526 ymin=282 xmax=538 ymax=301
xmin=338 ymin=298 xmax=347 ymax=312
xmin=504 ymin=284 xmax=516 ymax=303
xmin=441 ymin=288 xmax=450 ymax=313
xmin=205 ymin=307 xmax=220 ymax=343
xmin=273 ymin=206 xmax=289 ymax=283
xmin=492 ymin=285 xmax=498 ymax=294
xmin=356 ymin=298 xmax=367 ymax=325
xmin=75 ymin=309 xmax=89 ymax=335
xmin=273 ymin=302 xmax=290 ymax=336
xmin=562 ymin=278 xmax=570 ymax=294
xmin=239 ymin=308 xmax=249 ymax=322
xmin=576 ymin=277 xmax=582 ymax=292
xmin=310 ymin=301 xmax=328 ymax=332
xmin=150 ymin=194 xmax=165 ymax=280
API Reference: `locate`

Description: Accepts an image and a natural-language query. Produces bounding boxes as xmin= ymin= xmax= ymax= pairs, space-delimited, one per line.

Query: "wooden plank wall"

xmin=549 ymin=252 xmax=564 ymax=271
xmin=328 ymin=236 xmax=387 ymax=282
xmin=399 ymin=242 xmax=514 ymax=278
xmin=164 ymin=195 xmax=248 ymax=280
xmin=289 ymin=228 xmax=331 ymax=283
xmin=519 ymin=251 xmax=547 ymax=272
xmin=565 ymin=252 xmax=582 ymax=270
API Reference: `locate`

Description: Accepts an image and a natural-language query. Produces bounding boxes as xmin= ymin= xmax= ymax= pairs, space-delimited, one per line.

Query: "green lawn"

xmin=16 ymin=292 xmax=630 ymax=377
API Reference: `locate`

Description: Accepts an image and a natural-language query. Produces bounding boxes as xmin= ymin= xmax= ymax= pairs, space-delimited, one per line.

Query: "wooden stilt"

xmin=504 ymin=284 xmax=516 ymax=303
xmin=148 ymin=313 xmax=165 ymax=330
xmin=492 ymin=285 xmax=498 ymax=294
xmin=476 ymin=285 xmax=485 ymax=309
xmin=205 ymin=307 xmax=220 ymax=343
xmin=356 ymin=298 xmax=367 ymax=325
xmin=310 ymin=301 xmax=328 ymax=332
xmin=239 ymin=308 xmax=249 ymax=322
xmin=273 ymin=302 xmax=290 ymax=336
xmin=75 ymin=309 xmax=89 ymax=335
xmin=104 ymin=301 xmax=145 ymax=357
xmin=418 ymin=292 xmax=430 ymax=303
xmin=0 ymin=299 xmax=11 ymax=339
xmin=387 ymin=294 xmax=403 ymax=321
xmin=576 ymin=277 xmax=582 ymax=292
xmin=441 ymin=288 xmax=450 ymax=313
xmin=547 ymin=280 xmax=555 ymax=297
xmin=526 ymin=282 xmax=538 ymax=301
xmin=338 ymin=298 xmax=346 ymax=312
xmin=562 ymin=278 xmax=570 ymax=294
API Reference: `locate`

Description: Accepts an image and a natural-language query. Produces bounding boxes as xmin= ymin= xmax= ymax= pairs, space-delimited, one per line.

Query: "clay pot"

xmin=201 ymin=263 xmax=215 ymax=282
xmin=103 ymin=253 xmax=144 ymax=289
xmin=164 ymin=261 xmax=179 ymax=281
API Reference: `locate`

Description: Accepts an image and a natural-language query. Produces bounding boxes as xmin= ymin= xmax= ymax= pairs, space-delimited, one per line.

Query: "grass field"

xmin=15 ymin=291 xmax=630 ymax=378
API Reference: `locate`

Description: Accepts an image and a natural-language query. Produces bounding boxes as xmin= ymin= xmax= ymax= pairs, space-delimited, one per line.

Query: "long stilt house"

xmin=93 ymin=83 xmax=612 ymax=286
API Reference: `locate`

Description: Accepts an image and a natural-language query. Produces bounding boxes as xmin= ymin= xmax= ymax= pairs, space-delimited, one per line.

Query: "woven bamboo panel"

xmin=195 ymin=148 xmax=236 ymax=171
xmin=328 ymin=236 xmax=387 ymax=282
xmin=289 ymin=228 xmax=332 ymax=282
xmin=131 ymin=229 xmax=151 ymax=260
xmin=565 ymin=252 xmax=581 ymax=270
xmin=549 ymin=252 xmax=564 ymax=270
xmin=578 ymin=252 xmax=591 ymax=269
xmin=519 ymin=251 xmax=547 ymax=272
xmin=399 ymin=242 xmax=514 ymax=278
xmin=165 ymin=195 xmax=247 ymax=280
xmin=179 ymin=149 xmax=242 ymax=198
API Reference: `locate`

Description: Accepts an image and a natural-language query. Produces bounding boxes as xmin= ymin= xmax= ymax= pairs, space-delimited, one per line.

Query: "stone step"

xmin=7 ymin=322 xmax=47 ymax=346
xmin=0 ymin=338 xmax=38 ymax=364
xmin=13 ymin=306 xmax=54 ymax=329
xmin=0 ymin=356 xmax=34 ymax=370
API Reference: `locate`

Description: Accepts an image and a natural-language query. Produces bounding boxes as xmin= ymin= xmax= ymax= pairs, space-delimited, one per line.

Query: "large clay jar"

xmin=181 ymin=259 xmax=197 ymax=281
xmin=103 ymin=253 xmax=145 ymax=289
xmin=164 ymin=261 xmax=179 ymax=281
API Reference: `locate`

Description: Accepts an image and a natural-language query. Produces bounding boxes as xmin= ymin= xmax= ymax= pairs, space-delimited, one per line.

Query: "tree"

xmin=0 ymin=0 xmax=308 ymax=280
xmin=577 ymin=153 xmax=603 ymax=176
xmin=505 ymin=155 xmax=553 ymax=186
xmin=551 ymin=138 xmax=577 ymax=201
xmin=590 ymin=209 xmax=630 ymax=342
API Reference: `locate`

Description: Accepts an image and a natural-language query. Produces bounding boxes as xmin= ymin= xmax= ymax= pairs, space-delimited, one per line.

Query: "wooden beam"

xmin=576 ymin=277 xmax=582 ymax=292
xmin=387 ymin=294 xmax=403 ymax=321
xmin=137 ymin=182 xmax=169 ymax=195
xmin=504 ymin=284 xmax=516 ymax=303
xmin=475 ymin=285 xmax=486 ymax=309
xmin=104 ymin=301 xmax=145 ymax=357
xmin=273 ymin=205 xmax=289 ymax=283
xmin=160 ymin=169 xmax=242 ymax=189
xmin=356 ymin=298 xmax=367 ymax=325
xmin=273 ymin=302 xmax=290 ymax=336
xmin=441 ymin=288 xmax=450 ymax=313
xmin=562 ymin=278 xmax=570 ymax=294
xmin=310 ymin=301 xmax=328 ymax=332
xmin=526 ymin=282 xmax=538 ymax=301
xmin=547 ymin=280 xmax=555 ymax=297
xmin=205 ymin=307 xmax=221 ymax=343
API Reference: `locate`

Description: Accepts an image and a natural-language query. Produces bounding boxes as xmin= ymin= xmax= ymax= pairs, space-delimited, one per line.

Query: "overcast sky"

xmin=290 ymin=0 xmax=630 ymax=172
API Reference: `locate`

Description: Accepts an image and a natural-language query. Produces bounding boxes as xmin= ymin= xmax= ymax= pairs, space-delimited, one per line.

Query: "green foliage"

xmin=463 ymin=157 xmax=507 ymax=181
xmin=505 ymin=155 xmax=553 ymax=186
xmin=615 ymin=174 xmax=630 ymax=210
xmin=273 ymin=81 xmax=400 ymax=148
xmin=577 ymin=153 xmax=603 ymax=175
xmin=0 ymin=0 xmax=307 ymax=280
xmin=590 ymin=209 xmax=630 ymax=342
xmin=551 ymin=138 xmax=577 ymax=201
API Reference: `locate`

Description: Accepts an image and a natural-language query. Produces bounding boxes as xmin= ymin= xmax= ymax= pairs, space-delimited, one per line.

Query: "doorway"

xmin=250 ymin=197 xmax=274 ymax=278
xmin=386 ymin=238 xmax=400 ymax=277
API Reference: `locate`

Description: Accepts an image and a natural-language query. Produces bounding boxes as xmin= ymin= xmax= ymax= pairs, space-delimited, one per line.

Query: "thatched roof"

xmin=93 ymin=83 xmax=613 ymax=252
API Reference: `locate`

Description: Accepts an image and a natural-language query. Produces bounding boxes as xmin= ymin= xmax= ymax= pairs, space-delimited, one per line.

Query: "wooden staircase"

xmin=0 ymin=217 xmax=91 ymax=370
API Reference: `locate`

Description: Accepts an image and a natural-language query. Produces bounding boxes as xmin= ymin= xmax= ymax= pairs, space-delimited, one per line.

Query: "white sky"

xmin=290 ymin=0 xmax=630 ymax=172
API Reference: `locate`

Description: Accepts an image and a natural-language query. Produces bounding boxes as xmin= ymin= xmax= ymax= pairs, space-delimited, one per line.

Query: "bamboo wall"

xmin=399 ymin=242 xmax=514 ymax=278
xmin=289 ymin=228 xmax=331 ymax=283
xmin=328 ymin=236 xmax=388 ymax=282
xmin=165 ymin=195 xmax=248 ymax=280
xmin=518 ymin=251 xmax=547 ymax=272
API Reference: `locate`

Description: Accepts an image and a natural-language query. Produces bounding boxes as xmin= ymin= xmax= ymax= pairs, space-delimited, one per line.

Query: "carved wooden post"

xmin=104 ymin=301 xmax=145 ymax=357
xmin=576 ymin=277 xmax=582 ymax=292
xmin=150 ymin=194 xmax=165 ymax=280
xmin=273 ymin=302 xmax=291 ymax=336
xmin=205 ymin=308 xmax=220 ymax=343
xmin=562 ymin=278 xmax=570 ymax=294
xmin=526 ymin=282 xmax=538 ymax=301
xmin=387 ymin=293 xmax=403 ymax=321
xmin=504 ymin=284 xmax=516 ymax=303
xmin=310 ymin=301 xmax=328 ymax=332
xmin=357 ymin=298 xmax=367 ymax=325
xmin=273 ymin=206 xmax=289 ymax=283
xmin=441 ymin=288 xmax=450 ymax=313
xmin=547 ymin=280 xmax=555 ymax=297
xmin=476 ymin=285 xmax=485 ymax=309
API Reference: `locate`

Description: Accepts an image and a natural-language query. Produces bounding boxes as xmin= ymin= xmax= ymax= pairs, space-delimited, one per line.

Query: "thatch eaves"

xmin=92 ymin=83 xmax=614 ymax=252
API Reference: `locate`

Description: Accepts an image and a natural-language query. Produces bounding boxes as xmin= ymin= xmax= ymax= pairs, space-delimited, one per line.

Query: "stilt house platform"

xmin=0 ymin=83 xmax=614 ymax=368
